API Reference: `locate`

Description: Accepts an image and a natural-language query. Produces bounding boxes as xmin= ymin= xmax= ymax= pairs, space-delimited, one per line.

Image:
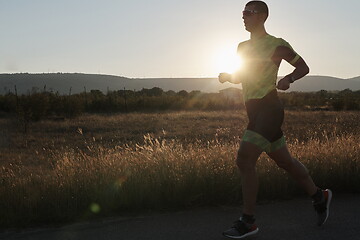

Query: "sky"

xmin=0 ymin=0 xmax=359 ymax=79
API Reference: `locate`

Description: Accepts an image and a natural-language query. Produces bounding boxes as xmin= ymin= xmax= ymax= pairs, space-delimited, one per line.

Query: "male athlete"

xmin=219 ymin=1 xmax=332 ymax=239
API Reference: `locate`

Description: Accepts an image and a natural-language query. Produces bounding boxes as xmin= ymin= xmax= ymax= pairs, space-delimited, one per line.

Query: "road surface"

xmin=1 ymin=194 xmax=359 ymax=240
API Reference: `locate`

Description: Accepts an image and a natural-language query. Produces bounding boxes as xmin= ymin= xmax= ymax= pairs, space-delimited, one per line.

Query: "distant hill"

xmin=0 ymin=73 xmax=359 ymax=95
xmin=289 ymin=75 xmax=360 ymax=92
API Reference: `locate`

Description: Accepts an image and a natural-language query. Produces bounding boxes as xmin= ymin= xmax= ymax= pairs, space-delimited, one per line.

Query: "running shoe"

xmin=313 ymin=189 xmax=332 ymax=226
xmin=223 ymin=218 xmax=259 ymax=239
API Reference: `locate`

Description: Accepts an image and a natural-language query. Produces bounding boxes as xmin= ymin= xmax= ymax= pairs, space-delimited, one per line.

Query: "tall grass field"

xmin=0 ymin=110 xmax=359 ymax=228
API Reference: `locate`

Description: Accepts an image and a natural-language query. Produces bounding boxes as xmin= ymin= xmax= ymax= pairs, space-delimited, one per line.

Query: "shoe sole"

xmin=319 ymin=189 xmax=332 ymax=226
xmin=223 ymin=228 xmax=259 ymax=239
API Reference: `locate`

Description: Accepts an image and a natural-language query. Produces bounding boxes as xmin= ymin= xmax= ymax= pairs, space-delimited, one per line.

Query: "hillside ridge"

xmin=1 ymin=73 xmax=359 ymax=95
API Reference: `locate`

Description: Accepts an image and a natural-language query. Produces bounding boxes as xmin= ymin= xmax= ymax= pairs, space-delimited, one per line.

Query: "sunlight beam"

xmin=213 ymin=45 xmax=243 ymax=75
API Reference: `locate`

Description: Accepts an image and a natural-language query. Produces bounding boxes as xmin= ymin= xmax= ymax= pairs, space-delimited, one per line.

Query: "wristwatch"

xmin=289 ymin=75 xmax=295 ymax=83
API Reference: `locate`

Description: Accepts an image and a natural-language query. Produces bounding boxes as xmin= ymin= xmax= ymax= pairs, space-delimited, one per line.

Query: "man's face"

xmin=242 ymin=5 xmax=265 ymax=32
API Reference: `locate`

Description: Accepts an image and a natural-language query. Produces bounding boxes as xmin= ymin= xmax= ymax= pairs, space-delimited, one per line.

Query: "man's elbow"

xmin=295 ymin=58 xmax=310 ymax=76
xmin=301 ymin=63 xmax=310 ymax=76
xmin=304 ymin=65 xmax=310 ymax=75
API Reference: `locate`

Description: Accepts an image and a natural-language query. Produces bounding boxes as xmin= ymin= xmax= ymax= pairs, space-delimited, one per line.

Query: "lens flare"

xmin=214 ymin=46 xmax=243 ymax=74
xmin=90 ymin=203 xmax=101 ymax=213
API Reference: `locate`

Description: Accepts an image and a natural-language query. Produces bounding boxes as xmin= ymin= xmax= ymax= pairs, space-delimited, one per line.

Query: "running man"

xmin=219 ymin=1 xmax=332 ymax=239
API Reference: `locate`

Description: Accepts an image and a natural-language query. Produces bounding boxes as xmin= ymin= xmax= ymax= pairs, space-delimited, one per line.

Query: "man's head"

xmin=243 ymin=1 xmax=269 ymax=32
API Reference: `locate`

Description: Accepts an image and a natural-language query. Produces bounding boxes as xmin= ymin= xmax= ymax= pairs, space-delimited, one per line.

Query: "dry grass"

xmin=0 ymin=110 xmax=359 ymax=227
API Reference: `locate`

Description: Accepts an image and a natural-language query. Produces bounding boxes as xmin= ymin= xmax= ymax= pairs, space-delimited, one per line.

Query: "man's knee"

xmin=275 ymin=156 xmax=294 ymax=170
xmin=276 ymin=157 xmax=310 ymax=177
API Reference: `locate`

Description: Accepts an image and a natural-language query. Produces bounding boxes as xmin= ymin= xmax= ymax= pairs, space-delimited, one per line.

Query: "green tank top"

xmin=237 ymin=34 xmax=300 ymax=102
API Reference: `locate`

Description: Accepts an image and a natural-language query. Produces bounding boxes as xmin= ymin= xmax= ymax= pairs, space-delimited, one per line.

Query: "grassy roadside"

xmin=0 ymin=111 xmax=359 ymax=228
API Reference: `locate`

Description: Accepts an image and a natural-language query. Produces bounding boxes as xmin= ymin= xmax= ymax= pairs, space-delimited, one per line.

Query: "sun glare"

xmin=214 ymin=46 xmax=243 ymax=74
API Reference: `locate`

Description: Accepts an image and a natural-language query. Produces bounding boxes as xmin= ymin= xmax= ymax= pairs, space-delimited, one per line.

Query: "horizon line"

xmin=0 ymin=72 xmax=359 ymax=80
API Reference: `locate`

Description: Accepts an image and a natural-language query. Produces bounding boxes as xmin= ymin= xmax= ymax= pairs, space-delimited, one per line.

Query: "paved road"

xmin=1 ymin=194 xmax=359 ymax=240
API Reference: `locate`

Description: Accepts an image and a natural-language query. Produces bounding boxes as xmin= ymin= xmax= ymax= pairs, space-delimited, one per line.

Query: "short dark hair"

xmin=246 ymin=1 xmax=269 ymax=21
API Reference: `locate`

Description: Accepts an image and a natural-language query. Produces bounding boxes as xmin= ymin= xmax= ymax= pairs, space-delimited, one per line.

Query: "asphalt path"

xmin=1 ymin=194 xmax=359 ymax=240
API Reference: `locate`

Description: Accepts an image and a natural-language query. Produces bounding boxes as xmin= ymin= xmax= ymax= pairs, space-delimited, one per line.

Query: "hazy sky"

xmin=0 ymin=0 xmax=359 ymax=78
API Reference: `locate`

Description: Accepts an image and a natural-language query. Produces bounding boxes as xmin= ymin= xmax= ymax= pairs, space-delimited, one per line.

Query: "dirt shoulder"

xmin=1 ymin=194 xmax=359 ymax=240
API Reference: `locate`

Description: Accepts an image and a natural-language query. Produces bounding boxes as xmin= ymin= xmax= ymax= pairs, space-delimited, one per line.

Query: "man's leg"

xmin=236 ymin=141 xmax=263 ymax=215
xmin=223 ymin=140 xmax=262 ymax=239
xmin=266 ymin=144 xmax=318 ymax=196
xmin=267 ymin=144 xmax=332 ymax=226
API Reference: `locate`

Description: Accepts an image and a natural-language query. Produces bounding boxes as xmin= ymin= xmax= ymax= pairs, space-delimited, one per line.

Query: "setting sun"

xmin=214 ymin=46 xmax=243 ymax=74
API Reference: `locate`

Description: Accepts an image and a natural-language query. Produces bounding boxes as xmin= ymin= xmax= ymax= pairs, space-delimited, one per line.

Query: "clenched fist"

xmin=218 ymin=72 xmax=232 ymax=83
xmin=276 ymin=76 xmax=291 ymax=90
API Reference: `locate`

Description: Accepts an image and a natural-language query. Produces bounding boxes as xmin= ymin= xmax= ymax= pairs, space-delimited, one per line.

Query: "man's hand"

xmin=218 ymin=72 xmax=231 ymax=83
xmin=276 ymin=76 xmax=291 ymax=90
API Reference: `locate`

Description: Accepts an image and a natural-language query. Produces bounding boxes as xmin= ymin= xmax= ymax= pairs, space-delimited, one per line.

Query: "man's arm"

xmin=218 ymin=42 xmax=245 ymax=84
xmin=218 ymin=72 xmax=242 ymax=84
xmin=274 ymin=46 xmax=310 ymax=90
